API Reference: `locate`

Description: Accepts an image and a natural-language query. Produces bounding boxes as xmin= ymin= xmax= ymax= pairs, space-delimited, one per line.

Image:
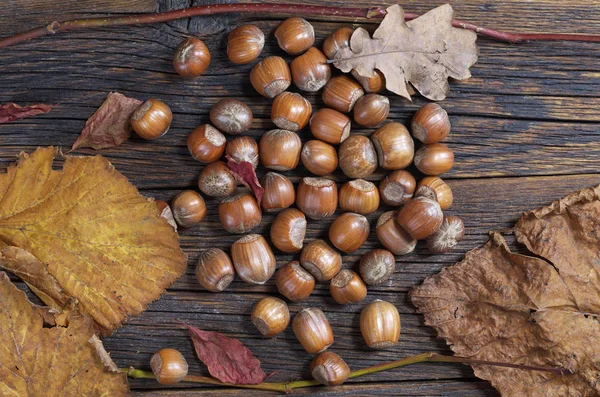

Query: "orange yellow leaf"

xmin=0 ymin=271 xmax=130 ymax=396
xmin=0 ymin=147 xmax=187 ymax=334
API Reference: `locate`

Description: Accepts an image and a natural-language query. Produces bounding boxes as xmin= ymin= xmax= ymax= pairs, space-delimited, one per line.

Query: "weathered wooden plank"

xmin=0 ymin=0 xmax=157 ymax=36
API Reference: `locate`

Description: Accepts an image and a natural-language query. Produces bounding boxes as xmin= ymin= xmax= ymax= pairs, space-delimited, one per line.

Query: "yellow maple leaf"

xmin=0 ymin=147 xmax=187 ymax=334
xmin=0 ymin=271 xmax=131 ymax=396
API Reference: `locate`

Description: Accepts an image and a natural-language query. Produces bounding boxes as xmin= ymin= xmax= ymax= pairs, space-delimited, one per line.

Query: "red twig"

xmin=0 ymin=3 xmax=598 ymax=49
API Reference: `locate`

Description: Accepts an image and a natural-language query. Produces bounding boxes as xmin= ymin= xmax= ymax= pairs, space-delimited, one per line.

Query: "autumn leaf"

xmin=226 ymin=156 xmax=264 ymax=205
xmin=0 ymin=272 xmax=131 ymax=396
xmin=0 ymin=102 xmax=52 ymax=123
xmin=183 ymin=323 xmax=268 ymax=385
xmin=71 ymin=92 xmax=142 ymax=151
xmin=0 ymin=147 xmax=187 ymax=334
xmin=411 ymin=184 xmax=600 ymax=396
xmin=334 ymin=4 xmax=478 ymax=101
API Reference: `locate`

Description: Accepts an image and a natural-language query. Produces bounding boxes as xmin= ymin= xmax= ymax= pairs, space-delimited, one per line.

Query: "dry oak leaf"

xmin=334 ymin=4 xmax=478 ymax=101
xmin=71 ymin=92 xmax=142 ymax=151
xmin=411 ymin=184 xmax=600 ymax=396
xmin=0 ymin=102 xmax=52 ymax=124
xmin=0 ymin=271 xmax=130 ymax=396
xmin=0 ymin=147 xmax=187 ymax=334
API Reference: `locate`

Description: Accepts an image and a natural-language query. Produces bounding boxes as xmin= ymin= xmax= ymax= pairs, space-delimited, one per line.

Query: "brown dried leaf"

xmin=226 ymin=156 xmax=264 ymax=205
xmin=334 ymin=4 xmax=478 ymax=101
xmin=0 ymin=147 xmax=187 ymax=334
xmin=183 ymin=323 xmax=268 ymax=385
xmin=0 ymin=102 xmax=52 ymax=123
xmin=0 ymin=272 xmax=131 ymax=396
xmin=71 ymin=92 xmax=142 ymax=151
xmin=411 ymin=185 xmax=600 ymax=396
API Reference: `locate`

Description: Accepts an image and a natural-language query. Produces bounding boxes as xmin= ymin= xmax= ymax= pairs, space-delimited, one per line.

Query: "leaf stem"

xmin=1 ymin=3 xmax=599 ymax=49
xmin=123 ymin=352 xmax=570 ymax=393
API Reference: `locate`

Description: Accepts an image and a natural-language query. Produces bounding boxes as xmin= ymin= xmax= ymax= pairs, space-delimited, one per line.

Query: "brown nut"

xmin=413 ymin=143 xmax=455 ymax=176
xmin=150 ymin=348 xmax=189 ymax=385
xmin=251 ymin=296 xmax=290 ymax=337
xmin=309 ymin=108 xmax=351 ymax=145
xmin=329 ymin=212 xmax=370 ymax=253
xmin=270 ymin=208 xmax=307 ymax=253
xmin=296 ymin=177 xmax=338 ymax=219
xmin=275 ymin=260 xmax=315 ymax=302
xmin=353 ymin=94 xmax=390 ymax=127
xmin=261 ymin=172 xmax=295 ymax=212
xmin=411 ymin=103 xmax=451 ymax=144
xmin=131 ymin=99 xmax=172 ymax=140
xmin=371 ymin=122 xmax=414 ymax=170
xmin=187 ymin=124 xmax=226 ymax=163
xmin=271 ymin=92 xmax=312 ymax=132
xmin=330 ymin=269 xmax=367 ymax=305
xmin=301 ymin=140 xmax=339 ymax=176
xmin=227 ymin=24 xmax=265 ymax=65
xmin=275 ymin=17 xmax=315 ymax=55
xmin=259 ymin=129 xmax=302 ymax=170
xmin=209 ymin=98 xmax=253 ymax=135
xmin=360 ymin=300 xmax=401 ymax=349
xmin=351 ymin=69 xmax=385 ymax=94
xmin=231 ymin=234 xmax=276 ymax=284
xmin=300 ymin=239 xmax=342 ymax=281
xmin=195 ymin=248 xmax=234 ymax=292
xmin=415 ymin=176 xmax=453 ymax=210
xmin=322 ymin=75 xmax=364 ymax=113
xmin=426 ymin=215 xmax=464 ymax=254
xmin=250 ymin=56 xmax=291 ymax=98
xmin=376 ymin=211 xmax=416 ymax=255
xmin=359 ymin=249 xmax=396 ymax=286
xmin=218 ymin=192 xmax=262 ymax=234
xmin=173 ymin=37 xmax=210 ymax=77
xmin=311 ymin=352 xmax=350 ymax=386
xmin=226 ymin=136 xmax=259 ymax=169
xmin=338 ymin=135 xmax=377 ymax=179
xmin=197 ymin=161 xmax=236 ymax=198
xmin=322 ymin=27 xmax=353 ymax=59
xmin=338 ymin=179 xmax=380 ymax=215
xmin=292 ymin=308 xmax=334 ymax=353
xmin=378 ymin=170 xmax=416 ymax=206
xmin=171 ymin=190 xmax=206 ymax=228
xmin=291 ymin=47 xmax=331 ymax=92
xmin=396 ymin=197 xmax=443 ymax=240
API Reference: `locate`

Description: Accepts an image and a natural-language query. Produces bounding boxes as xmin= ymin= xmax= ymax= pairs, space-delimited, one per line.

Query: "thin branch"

xmin=1 ymin=3 xmax=599 ymax=49
xmin=123 ymin=351 xmax=570 ymax=393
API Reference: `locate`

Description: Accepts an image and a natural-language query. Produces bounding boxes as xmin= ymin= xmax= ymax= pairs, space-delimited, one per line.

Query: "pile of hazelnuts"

xmin=133 ymin=18 xmax=465 ymax=387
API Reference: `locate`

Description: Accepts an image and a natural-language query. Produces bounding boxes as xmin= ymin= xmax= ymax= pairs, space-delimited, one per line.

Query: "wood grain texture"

xmin=1 ymin=0 xmax=599 ymax=396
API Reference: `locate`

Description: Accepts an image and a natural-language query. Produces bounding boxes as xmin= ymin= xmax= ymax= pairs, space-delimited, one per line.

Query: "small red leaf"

xmin=0 ymin=103 xmax=52 ymax=124
xmin=183 ymin=323 xmax=268 ymax=385
xmin=226 ymin=156 xmax=264 ymax=206
xmin=71 ymin=92 xmax=142 ymax=151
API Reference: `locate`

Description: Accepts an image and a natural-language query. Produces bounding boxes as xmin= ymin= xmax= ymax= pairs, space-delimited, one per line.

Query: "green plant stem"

xmin=123 ymin=352 xmax=570 ymax=393
xmin=1 ymin=3 xmax=599 ymax=49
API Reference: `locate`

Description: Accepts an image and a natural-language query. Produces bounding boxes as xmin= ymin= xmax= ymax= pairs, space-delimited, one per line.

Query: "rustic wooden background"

xmin=1 ymin=0 xmax=599 ymax=395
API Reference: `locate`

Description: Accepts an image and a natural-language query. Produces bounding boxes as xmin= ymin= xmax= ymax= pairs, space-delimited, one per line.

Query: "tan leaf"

xmin=0 ymin=272 xmax=131 ymax=396
xmin=334 ymin=4 xmax=478 ymax=101
xmin=0 ymin=147 xmax=187 ymax=334
xmin=411 ymin=185 xmax=600 ymax=396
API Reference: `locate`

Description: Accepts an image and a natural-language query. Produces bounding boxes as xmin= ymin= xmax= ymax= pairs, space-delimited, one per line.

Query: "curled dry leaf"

xmin=183 ymin=322 xmax=268 ymax=385
xmin=0 ymin=272 xmax=131 ymax=396
xmin=334 ymin=4 xmax=478 ymax=101
xmin=411 ymin=184 xmax=600 ymax=396
xmin=0 ymin=147 xmax=187 ymax=334
xmin=226 ymin=155 xmax=264 ymax=205
xmin=0 ymin=102 xmax=52 ymax=123
xmin=71 ymin=92 xmax=142 ymax=151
